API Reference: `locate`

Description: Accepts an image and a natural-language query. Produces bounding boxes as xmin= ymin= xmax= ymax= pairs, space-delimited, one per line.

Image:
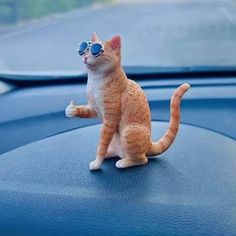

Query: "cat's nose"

xmin=83 ymin=56 xmax=89 ymax=64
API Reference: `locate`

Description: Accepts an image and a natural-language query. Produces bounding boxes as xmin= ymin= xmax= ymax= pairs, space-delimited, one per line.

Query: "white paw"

xmin=65 ymin=100 xmax=78 ymax=117
xmin=116 ymin=158 xmax=147 ymax=168
xmin=89 ymin=159 xmax=102 ymax=170
xmin=115 ymin=159 xmax=125 ymax=168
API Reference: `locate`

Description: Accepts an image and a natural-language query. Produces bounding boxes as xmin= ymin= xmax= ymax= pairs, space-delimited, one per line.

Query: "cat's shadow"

xmin=89 ymin=157 xmax=183 ymax=200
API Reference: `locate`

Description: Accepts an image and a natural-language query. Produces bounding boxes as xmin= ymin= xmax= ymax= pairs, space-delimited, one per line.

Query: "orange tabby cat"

xmin=65 ymin=33 xmax=190 ymax=170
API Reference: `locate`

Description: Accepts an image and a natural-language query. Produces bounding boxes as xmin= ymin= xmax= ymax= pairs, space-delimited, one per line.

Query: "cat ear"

xmin=108 ymin=35 xmax=121 ymax=51
xmin=91 ymin=32 xmax=101 ymax=42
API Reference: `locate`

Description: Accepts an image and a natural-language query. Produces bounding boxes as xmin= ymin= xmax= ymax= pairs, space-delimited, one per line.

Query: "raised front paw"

xmin=65 ymin=100 xmax=79 ymax=117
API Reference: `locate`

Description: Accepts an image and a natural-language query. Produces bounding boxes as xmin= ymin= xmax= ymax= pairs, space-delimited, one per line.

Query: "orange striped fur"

xmin=65 ymin=33 xmax=190 ymax=170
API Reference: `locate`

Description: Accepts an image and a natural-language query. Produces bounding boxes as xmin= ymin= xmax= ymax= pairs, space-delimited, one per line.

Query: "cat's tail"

xmin=147 ymin=83 xmax=190 ymax=156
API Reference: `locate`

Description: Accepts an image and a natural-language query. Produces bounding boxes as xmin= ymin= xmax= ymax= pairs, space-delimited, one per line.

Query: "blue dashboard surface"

xmin=0 ymin=75 xmax=236 ymax=235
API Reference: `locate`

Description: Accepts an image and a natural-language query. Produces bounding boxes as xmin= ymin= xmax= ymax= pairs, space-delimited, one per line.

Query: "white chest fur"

xmin=86 ymin=73 xmax=105 ymax=118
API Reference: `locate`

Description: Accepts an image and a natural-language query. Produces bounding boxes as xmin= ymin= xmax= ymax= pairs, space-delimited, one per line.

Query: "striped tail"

xmin=147 ymin=83 xmax=190 ymax=156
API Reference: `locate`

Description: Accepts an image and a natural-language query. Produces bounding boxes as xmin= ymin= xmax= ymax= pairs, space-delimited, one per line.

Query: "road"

xmin=0 ymin=0 xmax=236 ymax=72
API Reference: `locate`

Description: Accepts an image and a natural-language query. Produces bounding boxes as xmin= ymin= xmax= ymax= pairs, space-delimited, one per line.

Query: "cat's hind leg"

xmin=116 ymin=125 xmax=150 ymax=168
xmin=116 ymin=153 xmax=148 ymax=168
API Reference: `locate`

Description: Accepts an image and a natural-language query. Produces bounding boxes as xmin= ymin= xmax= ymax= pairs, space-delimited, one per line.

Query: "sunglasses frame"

xmin=78 ymin=41 xmax=104 ymax=58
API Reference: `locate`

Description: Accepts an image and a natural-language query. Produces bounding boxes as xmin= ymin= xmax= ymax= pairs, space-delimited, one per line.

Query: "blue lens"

xmin=78 ymin=41 xmax=88 ymax=56
xmin=91 ymin=43 xmax=103 ymax=56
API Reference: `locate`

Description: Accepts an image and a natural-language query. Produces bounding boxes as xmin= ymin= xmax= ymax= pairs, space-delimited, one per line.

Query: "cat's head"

xmin=78 ymin=33 xmax=121 ymax=73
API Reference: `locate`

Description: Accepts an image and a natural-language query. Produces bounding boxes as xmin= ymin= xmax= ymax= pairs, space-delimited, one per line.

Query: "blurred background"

xmin=0 ymin=0 xmax=236 ymax=72
xmin=0 ymin=0 xmax=111 ymax=25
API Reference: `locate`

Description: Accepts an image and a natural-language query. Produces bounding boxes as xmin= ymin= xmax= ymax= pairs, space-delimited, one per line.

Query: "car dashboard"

xmin=0 ymin=70 xmax=235 ymax=235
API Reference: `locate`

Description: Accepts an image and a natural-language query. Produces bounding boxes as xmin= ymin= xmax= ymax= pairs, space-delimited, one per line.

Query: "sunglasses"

xmin=77 ymin=41 xmax=104 ymax=57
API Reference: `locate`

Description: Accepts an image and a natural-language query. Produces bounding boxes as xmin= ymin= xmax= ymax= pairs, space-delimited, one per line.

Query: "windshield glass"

xmin=0 ymin=0 xmax=236 ymax=73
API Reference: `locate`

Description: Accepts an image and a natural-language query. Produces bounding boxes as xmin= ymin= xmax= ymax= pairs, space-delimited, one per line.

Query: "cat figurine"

xmin=65 ymin=33 xmax=190 ymax=170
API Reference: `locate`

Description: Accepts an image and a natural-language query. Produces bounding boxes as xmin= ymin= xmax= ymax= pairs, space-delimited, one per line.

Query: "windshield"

xmin=0 ymin=0 xmax=236 ymax=73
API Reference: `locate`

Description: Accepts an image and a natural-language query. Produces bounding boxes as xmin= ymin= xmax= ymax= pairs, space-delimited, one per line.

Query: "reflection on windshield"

xmin=0 ymin=0 xmax=236 ymax=72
